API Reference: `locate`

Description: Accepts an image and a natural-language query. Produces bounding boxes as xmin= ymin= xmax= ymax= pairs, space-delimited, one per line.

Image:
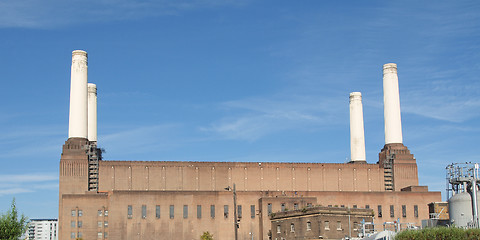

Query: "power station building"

xmin=59 ymin=50 xmax=441 ymax=239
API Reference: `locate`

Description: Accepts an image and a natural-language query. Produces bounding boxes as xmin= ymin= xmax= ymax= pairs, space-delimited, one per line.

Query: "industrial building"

xmin=58 ymin=50 xmax=441 ymax=239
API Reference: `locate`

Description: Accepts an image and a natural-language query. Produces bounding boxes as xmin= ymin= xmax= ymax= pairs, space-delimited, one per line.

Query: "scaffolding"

xmin=87 ymin=142 xmax=102 ymax=192
xmin=384 ymin=153 xmax=395 ymax=191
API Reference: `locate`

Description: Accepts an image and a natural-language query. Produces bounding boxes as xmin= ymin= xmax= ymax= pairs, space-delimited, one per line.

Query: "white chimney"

xmin=68 ymin=50 xmax=88 ymax=139
xmin=349 ymin=92 xmax=366 ymax=162
xmin=88 ymin=83 xmax=97 ymax=142
xmin=383 ymin=63 xmax=403 ymax=144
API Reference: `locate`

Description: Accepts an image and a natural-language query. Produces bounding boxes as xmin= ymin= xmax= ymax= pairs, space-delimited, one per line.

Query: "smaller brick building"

xmin=270 ymin=206 xmax=374 ymax=240
xmin=428 ymin=202 xmax=449 ymax=220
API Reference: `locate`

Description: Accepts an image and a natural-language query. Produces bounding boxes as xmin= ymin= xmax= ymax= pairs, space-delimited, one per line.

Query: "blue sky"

xmin=0 ymin=0 xmax=479 ymax=219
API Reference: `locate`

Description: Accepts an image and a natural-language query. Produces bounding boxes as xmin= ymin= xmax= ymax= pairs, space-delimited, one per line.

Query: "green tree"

xmin=0 ymin=199 xmax=28 ymax=240
xmin=200 ymin=231 xmax=214 ymax=240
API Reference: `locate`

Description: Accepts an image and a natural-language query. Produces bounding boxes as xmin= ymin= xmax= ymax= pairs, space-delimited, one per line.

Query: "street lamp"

xmin=225 ymin=183 xmax=238 ymax=240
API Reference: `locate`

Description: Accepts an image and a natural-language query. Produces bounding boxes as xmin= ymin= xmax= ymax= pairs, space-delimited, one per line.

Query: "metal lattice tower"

xmin=446 ymin=163 xmax=480 ymax=199
xmin=446 ymin=162 xmax=480 ymax=228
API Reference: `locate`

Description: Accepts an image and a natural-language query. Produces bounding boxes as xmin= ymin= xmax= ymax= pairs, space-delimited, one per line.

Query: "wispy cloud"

xmin=0 ymin=173 xmax=58 ymax=183
xmin=0 ymin=188 xmax=33 ymax=196
xmin=223 ymin=149 xmax=347 ymax=163
xmin=100 ymin=124 xmax=184 ymax=159
xmin=0 ymin=124 xmax=65 ymax=160
xmin=0 ymin=127 xmax=64 ymax=142
xmin=0 ymin=0 xmax=248 ymax=28
xmin=0 ymin=173 xmax=58 ymax=197
xmin=200 ymin=94 xmax=346 ymax=141
xmin=361 ymin=66 xmax=480 ymax=123
xmin=401 ymin=79 xmax=480 ymax=123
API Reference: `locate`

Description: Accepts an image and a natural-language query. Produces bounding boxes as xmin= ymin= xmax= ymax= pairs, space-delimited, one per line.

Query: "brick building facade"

xmin=59 ymin=139 xmax=440 ymax=239
xmin=58 ymin=51 xmax=441 ymax=239
xmin=270 ymin=206 xmax=374 ymax=240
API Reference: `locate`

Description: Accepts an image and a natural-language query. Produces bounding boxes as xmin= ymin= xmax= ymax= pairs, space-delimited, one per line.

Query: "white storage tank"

xmin=448 ymin=192 xmax=480 ymax=227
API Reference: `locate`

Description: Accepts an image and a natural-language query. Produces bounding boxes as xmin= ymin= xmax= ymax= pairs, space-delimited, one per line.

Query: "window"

xmin=156 ymin=205 xmax=160 ymax=219
xmin=70 ymin=221 xmax=75 ymax=228
xmin=353 ymin=222 xmax=358 ymax=231
xmin=78 ymin=232 xmax=82 ymax=238
xmin=267 ymin=203 xmax=272 ymax=215
xmin=281 ymin=203 xmax=286 ymax=212
xmin=307 ymin=203 xmax=312 ymax=207
xmin=290 ymin=223 xmax=295 ymax=232
xmin=97 ymin=232 xmax=103 ymax=239
xmin=277 ymin=225 xmax=281 ymax=233
xmin=142 ymin=205 xmax=147 ymax=219
xmin=324 ymin=221 xmax=330 ymax=230
xmin=328 ymin=205 xmax=332 ymax=207
xmin=238 ymin=205 xmax=242 ymax=218
xmin=402 ymin=205 xmax=407 ymax=218
xmin=169 ymin=205 xmax=174 ymax=219
xmin=183 ymin=205 xmax=188 ymax=219
xmin=98 ymin=210 xmax=103 ymax=217
xmin=77 ymin=221 xmax=82 ymax=228
xmin=78 ymin=210 xmax=83 ymax=217
xmin=71 ymin=210 xmax=76 ymax=217
xmin=337 ymin=221 xmax=342 ymax=230
xmin=251 ymin=205 xmax=255 ymax=219
xmin=377 ymin=205 xmax=382 ymax=218
xmin=294 ymin=203 xmax=298 ymax=210
xmin=414 ymin=205 xmax=419 ymax=218
xmin=127 ymin=205 xmax=132 ymax=219
xmin=104 ymin=232 xmax=108 ymax=238
xmin=307 ymin=222 xmax=311 ymax=231
xmin=365 ymin=205 xmax=370 ymax=209
xmin=97 ymin=221 xmax=103 ymax=228
xmin=353 ymin=205 xmax=357 ymax=208
xmin=71 ymin=232 xmax=75 ymax=239
xmin=390 ymin=205 xmax=394 ymax=218
xmin=197 ymin=205 xmax=202 ymax=219
xmin=224 ymin=205 xmax=229 ymax=218
xmin=104 ymin=221 xmax=108 ymax=228
xmin=210 ymin=205 xmax=215 ymax=219
xmin=104 ymin=210 xmax=108 ymax=216
xmin=341 ymin=205 xmax=345 ymax=208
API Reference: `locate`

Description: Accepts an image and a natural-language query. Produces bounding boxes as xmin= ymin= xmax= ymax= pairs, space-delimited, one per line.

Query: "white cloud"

xmin=0 ymin=124 xmax=65 ymax=160
xmin=0 ymin=140 xmax=62 ymax=159
xmin=31 ymin=183 xmax=59 ymax=190
xmin=99 ymin=124 xmax=183 ymax=158
xmin=0 ymin=173 xmax=58 ymax=197
xmin=401 ymin=80 xmax=480 ymax=123
xmin=223 ymin=150 xmax=346 ymax=163
xmin=0 ymin=0 xmax=249 ymax=28
xmin=201 ymin=115 xmax=284 ymax=141
xmin=0 ymin=173 xmax=58 ymax=183
xmin=0 ymin=188 xmax=33 ymax=196
xmin=200 ymin=94 xmax=346 ymax=141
